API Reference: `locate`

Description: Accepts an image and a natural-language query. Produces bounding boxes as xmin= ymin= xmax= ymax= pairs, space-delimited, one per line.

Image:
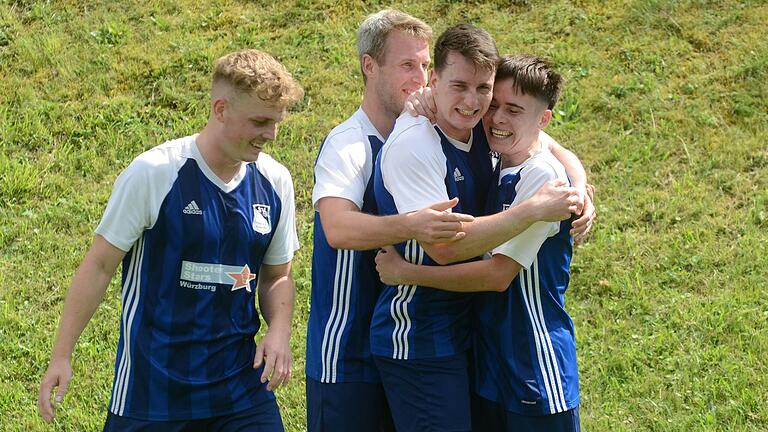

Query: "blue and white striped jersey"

xmin=473 ymin=143 xmax=579 ymax=416
xmin=95 ymin=135 xmax=298 ymax=420
xmin=371 ymin=113 xmax=493 ymax=360
xmin=306 ymin=108 xmax=386 ymax=383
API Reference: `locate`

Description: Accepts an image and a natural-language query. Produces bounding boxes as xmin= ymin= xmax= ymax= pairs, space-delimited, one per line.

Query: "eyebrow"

xmin=504 ymin=102 xmax=525 ymax=110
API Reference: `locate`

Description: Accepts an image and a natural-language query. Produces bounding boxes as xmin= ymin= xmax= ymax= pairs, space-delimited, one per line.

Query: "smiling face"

xmin=372 ymin=30 xmax=431 ymax=118
xmin=431 ymin=51 xmax=494 ymax=142
xmin=484 ymin=77 xmax=552 ymax=161
xmin=216 ymin=91 xmax=287 ymax=163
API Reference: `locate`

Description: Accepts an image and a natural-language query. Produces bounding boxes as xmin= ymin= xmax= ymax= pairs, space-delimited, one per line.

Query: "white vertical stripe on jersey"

xmin=111 ymin=235 xmax=144 ymax=415
xmin=520 ymin=265 xmax=557 ymax=414
xmin=330 ymin=250 xmax=354 ymax=382
xmin=110 ymin=236 xmax=138 ymax=413
xmin=391 ymin=240 xmax=413 ymax=359
xmin=319 ymin=249 xmax=343 ymax=382
xmin=400 ymin=243 xmax=423 ymax=359
xmin=532 ymin=258 xmax=568 ymax=410
xmin=392 ymin=241 xmax=411 ymax=359
xmin=320 ymin=249 xmax=351 ymax=383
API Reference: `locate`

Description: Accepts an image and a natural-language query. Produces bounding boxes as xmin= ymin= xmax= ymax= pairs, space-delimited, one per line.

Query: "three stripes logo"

xmin=453 ymin=167 xmax=464 ymax=182
xmin=183 ymin=200 xmax=203 ymax=215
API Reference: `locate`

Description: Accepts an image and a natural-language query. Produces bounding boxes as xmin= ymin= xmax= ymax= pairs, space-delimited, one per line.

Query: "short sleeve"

xmin=262 ymin=162 xmax=300 ymax=265
xmin=492 ymin=162 xmax=562 ymax=269
xmin=95 ymin=154 xmax=177 ymax=252
xmin=312 ymin=130 xmax=369 ymax=210
xmin=380 ymin=116 xmax=449 ymax=214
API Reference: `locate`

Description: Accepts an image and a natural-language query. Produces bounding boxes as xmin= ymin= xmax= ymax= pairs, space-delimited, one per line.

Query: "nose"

xmin=464 ymin=91 xmax=480 ymax=109
xmin=413 ymin=64 xmax=428 ymax=86
xmin=492 ymin=106 xmax=506 ymax=125
xmin=262 ymin=124 xmax=278 ymax=141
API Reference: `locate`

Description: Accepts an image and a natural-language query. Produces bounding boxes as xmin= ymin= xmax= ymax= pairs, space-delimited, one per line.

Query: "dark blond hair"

xmin=212 ymin=49 xmax=304 ymax=106
xmin=357 ymin=9 xmax=432 ymax=81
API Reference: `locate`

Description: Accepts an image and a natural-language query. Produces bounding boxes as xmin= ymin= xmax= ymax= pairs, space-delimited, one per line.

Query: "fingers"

xmin=266 ymin=354 xmax=291 ymax=391
xmin=442 ymin=211 xmax=474 ymax=223
xmin=38 ymin=375 xmax=55 ymax=422
xmin=428 ymin=197 xmax=459 ymax=212
xmin=253 ymin=343 xmax=265 ymax=369
xmin=260 ymin=349 xmax=276 ymax=385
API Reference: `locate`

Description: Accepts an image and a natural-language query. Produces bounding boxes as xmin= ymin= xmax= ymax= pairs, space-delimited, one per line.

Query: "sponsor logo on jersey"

xmin=453 ymin=167 xmax=464 ymax=182
xmin=226 ymin=264 xmax=257 ymax=292
xmin=252 ymin=204 xmax=271 ymax=234
xmin=179 ymin=261 xmax=256 ymax=293
xmin=183 ymin=200 xmax=203 ymax=215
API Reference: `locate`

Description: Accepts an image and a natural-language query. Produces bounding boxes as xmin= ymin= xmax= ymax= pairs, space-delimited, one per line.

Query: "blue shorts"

xmin=103 ymin=397 xmax=284 ymax=432
xmin=472 ymin=394 xmax=580 ymax=432
xmin=306 ymin=378 xmax=394 ymax=432
xmin=374 ymin=352 xmax=471 ymax=432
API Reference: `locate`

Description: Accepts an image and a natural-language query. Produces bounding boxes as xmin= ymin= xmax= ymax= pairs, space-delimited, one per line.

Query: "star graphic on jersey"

xmin=227 ymin=264 xmax=257 ymax=292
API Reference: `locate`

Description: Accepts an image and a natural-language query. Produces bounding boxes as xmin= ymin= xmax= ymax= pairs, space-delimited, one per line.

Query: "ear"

xmin=539 ymin=109 xmax=552 ymax=129
xmin=361 ymin=54 xmax=376 ymax=81
xmin=212 ymin=97 xmax=227 ymax=123
xmin=429 ymin=69 xmax=439 ymax=88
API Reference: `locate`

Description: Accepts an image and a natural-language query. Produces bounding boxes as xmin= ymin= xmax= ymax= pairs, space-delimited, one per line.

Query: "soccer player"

xmin=306 ymin=10 xmax=589 ymax=432
xmin=37 ymin=49 xmax=303 ymax=431
xmin=371 ymin=24 xmax=579 ymax=432
xmin=376 ymin=54 xmax=582 ymax=431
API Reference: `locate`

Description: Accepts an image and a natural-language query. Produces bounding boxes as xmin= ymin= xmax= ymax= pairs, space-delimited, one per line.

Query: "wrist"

xmin=510 ymin=200 xmax=537 ymax=225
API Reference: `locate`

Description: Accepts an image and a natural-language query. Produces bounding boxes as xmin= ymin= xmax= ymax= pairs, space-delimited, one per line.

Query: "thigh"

xmin=306 ymin=378 xmax=393 ymax=432
xmin=103 ymin=412 xmax=201 ymax=432
xmin=471 ymin=394 xmax=506 ymax=432
xmin=506 ymin=406 xmax=581 ymax=432
xmin=375 ymin=354 xmax=471 ymax=432
xmin=210 ymin=399 xmax=284 ymax=432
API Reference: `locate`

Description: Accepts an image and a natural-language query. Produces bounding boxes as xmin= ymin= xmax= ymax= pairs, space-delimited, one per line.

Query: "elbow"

xmin=425 ymin=245 xmax=460 ymax=265
xmin=324 ymin=228 xmax=355 ymax=250
xmin=492 ymin=280 xmax=510 ymax=292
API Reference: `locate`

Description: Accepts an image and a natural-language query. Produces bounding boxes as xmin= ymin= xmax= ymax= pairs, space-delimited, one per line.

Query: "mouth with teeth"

xmin=457 ymin=108 xmax=478 ymax=117
xmin=489 ymin=127 xmax=513 ymax=139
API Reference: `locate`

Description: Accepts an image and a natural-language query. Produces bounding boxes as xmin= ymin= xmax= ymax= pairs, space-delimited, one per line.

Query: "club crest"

xmin=252 ymin=204 xmax=271 ymax=234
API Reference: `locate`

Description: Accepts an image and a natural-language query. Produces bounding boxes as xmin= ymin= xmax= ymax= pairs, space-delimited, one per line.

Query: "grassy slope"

xmin=1 ymin=0 xmax=766 ymax=430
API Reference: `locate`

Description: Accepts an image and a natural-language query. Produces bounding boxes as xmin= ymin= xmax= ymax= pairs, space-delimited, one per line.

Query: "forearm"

xmin=549 ymin=140 xmax=586 ymax=189
xmin=403 ymin=260 xmax=510 ymax=292
xmin=51 ymin=256 xmax=114 ymax=360
xmin=422 ymin=200 xmax=537 ymax=264
xmin=258 ymin=272 xmax=295 ymax=333
xmin=322 ymin=208 xmax=417 ymax=250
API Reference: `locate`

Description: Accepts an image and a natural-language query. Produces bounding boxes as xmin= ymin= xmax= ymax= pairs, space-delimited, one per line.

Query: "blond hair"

xmin=357 ymin=9 xmax=432 ymax=82
xmin=212 ymin=49 xmax=304 ymax=107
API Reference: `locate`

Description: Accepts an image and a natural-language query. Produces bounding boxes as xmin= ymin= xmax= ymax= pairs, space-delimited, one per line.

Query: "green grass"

xmin=1 ymin=0 xmax=766 ymax=430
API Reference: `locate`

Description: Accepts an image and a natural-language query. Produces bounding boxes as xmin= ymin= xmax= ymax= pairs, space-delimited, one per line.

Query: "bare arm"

xmin=421 ymin=179 xmax=579 ymax=265
xmin=254 ymin=262 xmax=295 ymax=391
xmin=38 ymin=235 xmax=126 ymax=422
xmin=547 ymin=135 xmax=596 ymax=242
xmin=317 ymin=196 xmax=474 ymax=250
xmin=376 ymin=246 xmax=520 ymax=293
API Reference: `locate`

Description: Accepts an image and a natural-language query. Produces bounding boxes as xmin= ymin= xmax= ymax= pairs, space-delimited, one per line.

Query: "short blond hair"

xmin=357 ymin=9 xmax=432 ymax=82
xmin=212 ymin=49 xmax=304 ymax=107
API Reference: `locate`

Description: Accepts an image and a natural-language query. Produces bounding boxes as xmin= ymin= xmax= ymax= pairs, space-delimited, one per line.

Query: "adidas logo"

xmin=183 ymin=200 xmax=203 ymax=215
xmin=453 ymin=167 xmax=465 ymax=182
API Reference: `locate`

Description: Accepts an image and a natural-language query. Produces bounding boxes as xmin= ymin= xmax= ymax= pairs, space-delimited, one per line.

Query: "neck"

xmin=435 ymin=113 xmax=470 ymax=143
xmin=196 ymin=124 xmax=244 ymax=183
xmin=501 ymin=138 xmax=540 ymax=168
xmin=361 ymin=88 xmax=397 ymax=139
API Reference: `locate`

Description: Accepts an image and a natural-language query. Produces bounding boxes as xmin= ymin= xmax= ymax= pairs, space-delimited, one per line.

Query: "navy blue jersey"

xmin=474 ymin=147 xmax=579 ymax=415
xmin=96 ymin=136 xmax=298 ymax=420
xmin=371 ymin=114 xmax=493 ymax=359
xmin=307 ymin=109 xmax=387 ymax=383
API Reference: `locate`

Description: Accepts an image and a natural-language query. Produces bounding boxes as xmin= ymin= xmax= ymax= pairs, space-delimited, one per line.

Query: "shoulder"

xmin=120 ymin=135 xmax=193 ymax=183
xmin=521 ymin=149 xmax=567 ymax=182
xmin=318 ymin=112 xmax=371 ymax=160
xmin=388 ymin=114 xmax=437 ymax=145
xmin=254 ymin=153 xmax=293 ymax=191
